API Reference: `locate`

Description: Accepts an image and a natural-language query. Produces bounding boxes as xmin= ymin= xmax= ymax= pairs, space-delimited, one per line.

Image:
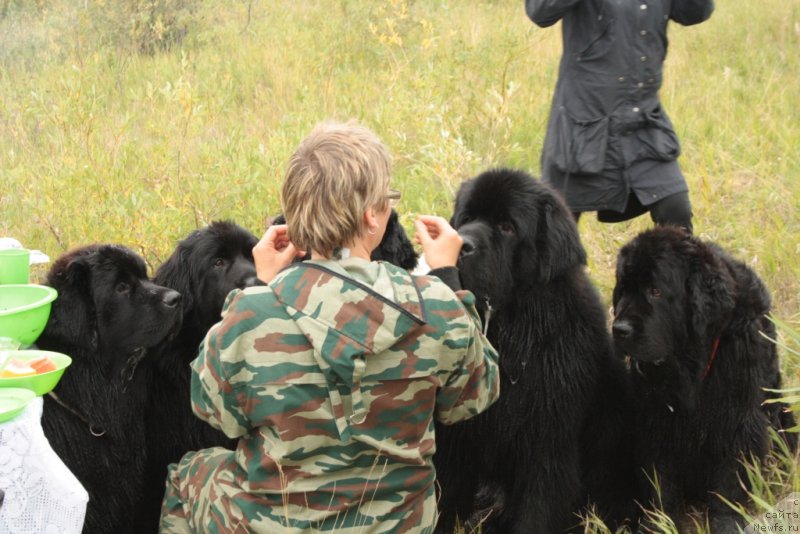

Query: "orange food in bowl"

xmin=1 ymin=360 xmax=36 ymax=377
xmin=0 ymin=355 xmax=57 ymax=377
xmin=28 ymin=355 xmax=57 ymax=374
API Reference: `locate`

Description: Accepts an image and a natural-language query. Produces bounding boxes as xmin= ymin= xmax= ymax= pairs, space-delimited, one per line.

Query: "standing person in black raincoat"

xmin=526 ymin=0 xmax=714 ymax=234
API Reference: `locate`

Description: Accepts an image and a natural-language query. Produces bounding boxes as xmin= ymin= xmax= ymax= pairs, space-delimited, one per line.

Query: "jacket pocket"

xmin=635 ymin=105 xmax=681 ymax=161
xmin=548 ymin=107 xmax=610 ymax=175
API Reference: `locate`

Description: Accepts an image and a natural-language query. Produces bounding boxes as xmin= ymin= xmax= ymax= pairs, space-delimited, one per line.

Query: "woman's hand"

xmin=414 ymin=215 xmax=463 ymax=269
xmin=253 ymin=225 xmax=305 ymax=283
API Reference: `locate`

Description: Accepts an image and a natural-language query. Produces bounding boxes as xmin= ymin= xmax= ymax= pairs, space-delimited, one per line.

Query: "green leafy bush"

xmin=89 ymin=0 xmax=197 ymax=54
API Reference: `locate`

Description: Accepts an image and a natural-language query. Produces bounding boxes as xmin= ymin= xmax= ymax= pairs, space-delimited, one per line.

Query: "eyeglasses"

xmin=386 ymin=188 xmax=401 ymax=208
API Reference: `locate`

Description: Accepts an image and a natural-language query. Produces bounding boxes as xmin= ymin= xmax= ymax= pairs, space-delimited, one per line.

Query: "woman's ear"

xmin=364 ymin=206 xmax=380 ymax=234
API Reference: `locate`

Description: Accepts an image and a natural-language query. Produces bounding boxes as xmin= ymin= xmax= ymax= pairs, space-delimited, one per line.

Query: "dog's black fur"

xmin=136 ymin=221 xmax=262 ymax=532
xmin=272 ymin=209 xmax=418 ymax=271
xmin=612 ymin=227 xmax=797 ymax=532
xmin=368 ymin=209 xmax=418 ymax=270
xmin=434 ymin=169 xmax=634 ymax=533
xmin=37 ymin=244 xmax=182 ymax=534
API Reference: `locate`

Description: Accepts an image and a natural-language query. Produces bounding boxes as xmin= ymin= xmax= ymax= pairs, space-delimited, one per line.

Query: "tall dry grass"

xmin=1 ymin=1 xmax=799 ymax=531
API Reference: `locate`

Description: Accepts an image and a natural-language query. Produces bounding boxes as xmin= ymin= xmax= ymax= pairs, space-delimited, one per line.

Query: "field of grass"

xmin=1 ymin=0 xmax=799 ymax=531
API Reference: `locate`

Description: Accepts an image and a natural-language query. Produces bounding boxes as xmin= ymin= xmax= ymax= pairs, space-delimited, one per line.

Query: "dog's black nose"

xmin=162 ymin=290 xmax=182 ymax=308
xmin=612 ymin=320 xmax=634 ymax=340
xmin=459 ymin=236 xmax=477 ymax=257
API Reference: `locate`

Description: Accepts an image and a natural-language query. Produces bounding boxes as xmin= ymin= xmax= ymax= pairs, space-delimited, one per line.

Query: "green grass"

xmin=2 ymin=1 xmax=799 ymax=531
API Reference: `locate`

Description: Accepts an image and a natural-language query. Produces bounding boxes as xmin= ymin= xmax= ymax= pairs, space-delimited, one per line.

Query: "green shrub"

xmin=89 ymin=0 xmax=197 ymax=55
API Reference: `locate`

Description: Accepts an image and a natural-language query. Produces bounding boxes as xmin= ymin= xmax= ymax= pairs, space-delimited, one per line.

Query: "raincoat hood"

xmin=270 ymin=259 xmax=427 ymax=440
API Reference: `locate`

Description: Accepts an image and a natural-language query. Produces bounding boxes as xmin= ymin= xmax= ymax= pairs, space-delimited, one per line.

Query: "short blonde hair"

xmin=281 ymin=120 xmax=392 ymax=257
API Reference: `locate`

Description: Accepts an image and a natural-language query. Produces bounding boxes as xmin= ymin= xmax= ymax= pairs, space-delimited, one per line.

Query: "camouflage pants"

xmin=159 ymin=446 xmax=438 ymax=533
xmin=159 ymin=447 xmax=247 ymax=534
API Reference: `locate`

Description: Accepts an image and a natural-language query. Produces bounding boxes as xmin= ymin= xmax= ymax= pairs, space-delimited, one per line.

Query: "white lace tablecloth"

xmin=0 ymin=396 xmax=88 ymax=533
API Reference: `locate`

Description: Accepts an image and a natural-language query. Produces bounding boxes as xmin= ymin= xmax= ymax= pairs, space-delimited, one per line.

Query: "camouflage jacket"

xmin=187 ymin=258 xmax=499 ymax=533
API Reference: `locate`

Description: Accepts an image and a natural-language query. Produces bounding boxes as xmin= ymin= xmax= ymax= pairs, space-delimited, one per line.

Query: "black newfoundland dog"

xmin=137 ymin=221 xmax=262 ymax=532
xmin=37 ymin=244 xmax=182 ymax=534
xmin=612 ymin=227 xmax=797 ymax=531
xmin=434 ymin=168 xmax=633 ymax=533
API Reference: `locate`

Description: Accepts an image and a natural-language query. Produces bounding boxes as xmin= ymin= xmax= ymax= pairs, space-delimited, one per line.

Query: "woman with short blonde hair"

xmin=160 ymin=120 xmax=499 ymax=533
xmin=282 ymin=121 xmax=393 ymax=258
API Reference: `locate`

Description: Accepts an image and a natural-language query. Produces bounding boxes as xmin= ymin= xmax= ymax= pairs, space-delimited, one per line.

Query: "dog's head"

xmin=451 ymin=168 xmax=586 ymax=311
xmin=43 ymin=244 xmax=182 ymax=357
xmin=154 ymin=221 xmax=263 ymax=329
xmin=612 ymin=227 xmax=736 ymax=370
xmin=271 ymin=209 xmax=418 ymax=270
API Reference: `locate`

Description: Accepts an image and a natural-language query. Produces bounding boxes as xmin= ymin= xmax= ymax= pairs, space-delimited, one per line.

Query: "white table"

xmin=0 ymin=396 xmax=88 ymax=533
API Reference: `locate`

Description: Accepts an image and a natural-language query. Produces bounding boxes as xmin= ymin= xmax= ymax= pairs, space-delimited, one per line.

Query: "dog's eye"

xmin=116 ymin=282 xmax=131 ymax=294
xmin=498 ymin=222 xmax=515 ymax=235
xmin=213 ymin=258 xmax=226 ymax=268
xmin=649 ymin=287 xmax=662 ymax=298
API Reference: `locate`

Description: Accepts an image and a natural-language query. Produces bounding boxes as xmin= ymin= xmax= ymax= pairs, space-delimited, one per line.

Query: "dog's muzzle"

xmin=611 ymin=319 xmax=634 ymax=340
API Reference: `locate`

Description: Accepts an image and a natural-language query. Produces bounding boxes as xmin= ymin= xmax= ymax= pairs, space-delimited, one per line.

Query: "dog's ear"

xmin=450 ymin=179 xmax=474 ymax=228
xmin=42 ymin=254 xmax=98 ymax=350
xmin=686 ymin=241 xmax=735 ymax=337
xmin=372 ymin=210 xmax=418 ymax=270
xmin=154 ymin=246 xmax=195 ymax=313
xmin=536 ymin=195 xmax=587 ymax=282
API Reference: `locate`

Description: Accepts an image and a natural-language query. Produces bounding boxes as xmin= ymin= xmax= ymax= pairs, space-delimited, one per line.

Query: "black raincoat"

xmin=526 ymin=0 xmax=714 ymax=214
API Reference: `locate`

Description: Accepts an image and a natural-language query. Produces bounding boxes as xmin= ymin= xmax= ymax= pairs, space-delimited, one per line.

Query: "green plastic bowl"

xmin=0 ymin=387 xmax=36 ymax=422
xmin=0 ymin=350 xmax=72 ymax=395
xmin=0 ymin=284 xmax=58 ymax=346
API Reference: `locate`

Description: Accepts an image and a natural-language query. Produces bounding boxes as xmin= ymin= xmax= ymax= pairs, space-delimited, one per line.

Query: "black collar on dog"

xmin=47 ymin=391 xmax=106 ymax=437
